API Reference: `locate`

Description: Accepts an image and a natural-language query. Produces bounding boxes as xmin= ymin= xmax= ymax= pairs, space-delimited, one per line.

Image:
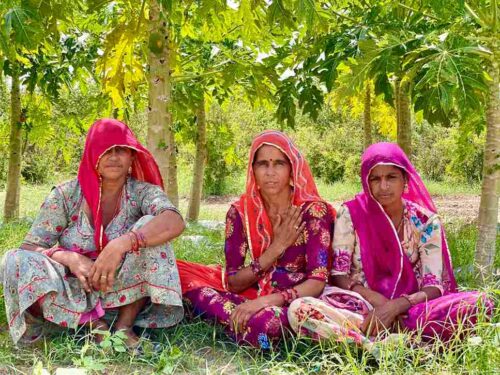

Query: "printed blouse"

xmin=331 ymin=200 xmax=444 ymax=294
xmin=224 ymin=202 xmax=334 ymax=291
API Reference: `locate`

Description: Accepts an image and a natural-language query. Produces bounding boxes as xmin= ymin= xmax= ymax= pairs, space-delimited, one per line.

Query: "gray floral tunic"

xmin=2 ymin=178 xmax=184 ymax=344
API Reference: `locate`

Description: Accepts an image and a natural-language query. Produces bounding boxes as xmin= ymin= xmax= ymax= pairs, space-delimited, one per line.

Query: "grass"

xmin=0 ymin=181 xmax=498 ymax=374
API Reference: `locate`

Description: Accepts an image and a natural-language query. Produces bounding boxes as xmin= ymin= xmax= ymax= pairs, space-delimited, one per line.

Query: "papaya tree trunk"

xmin=186 ymin=96 xmax=207 ymax=221
xmin=363 ymin=84 xmax=372 ymax=149
xmin=147 ymin=0 xmax=169 ymax=182
xmin=395 ymin=78 xmax=401 ymax=136
xmin=146 ymin=0 xmax=178 ymax=206
xmin=396 ymin=80 xmax=412 ymax=157
xmin=165 ymin=116 xmax=179 ymax=207
xmin=3 ymin=64 xmax=22 ymax=221
xmin=475 ymin=59 xmax=499 ymax=281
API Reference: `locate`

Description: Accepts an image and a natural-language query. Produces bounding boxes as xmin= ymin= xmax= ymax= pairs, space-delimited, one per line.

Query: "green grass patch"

xmin=423 ymin=179 xmax=480 ymax=196
xmin=0 ymin=182 xmax=497 ymax=373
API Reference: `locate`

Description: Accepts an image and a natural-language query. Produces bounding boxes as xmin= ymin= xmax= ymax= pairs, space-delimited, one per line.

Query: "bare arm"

xmin=331 ymin=275 xmax=389 ymax=307
xmin=131 ymin=209 xmax=185 ymax=246
xmin=98 ymin=209 xmax=185 ymax=257
xmin=90 ymin=209 xmax=184 ymax=292
xmin=246 ymin=279 xmax=326 ymax=309
xmin=227 ymin=241 xmax=284 ymax=293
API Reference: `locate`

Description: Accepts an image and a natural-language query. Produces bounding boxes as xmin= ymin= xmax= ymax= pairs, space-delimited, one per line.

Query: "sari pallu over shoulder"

xmin=78 ymin=118 xmax=164 ymax=253
xmin=178 ymin=130 xmax=336 ymax=298
xmin=345 ymin=142 xmax=457 ymax=299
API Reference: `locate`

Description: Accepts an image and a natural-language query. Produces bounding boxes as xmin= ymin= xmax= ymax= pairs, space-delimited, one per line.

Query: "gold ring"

xmin=100 ymin=275 xmax=107 ymax=279
xmin=294 ymin=225 xmax=299 ymax=230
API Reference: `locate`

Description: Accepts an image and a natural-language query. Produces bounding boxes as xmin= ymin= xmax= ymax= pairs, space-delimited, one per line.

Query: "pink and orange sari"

xmin=178 ymin=130 xmax=335 ymax=299
xmin=178 ymin=130 xmax=335 ymax=348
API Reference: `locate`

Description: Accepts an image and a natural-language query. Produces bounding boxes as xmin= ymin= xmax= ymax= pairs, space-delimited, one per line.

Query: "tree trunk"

xmin=186 ymin=96 xmax=207 ymax=221
xmin=3 ymin=64 xmax=22 ymax=221
xmin=475 ymin=59 xmax=499 ymax=281
xmin=146 ymin=0 xmax=178 ymax=206
xmin=396 ymin=79 xmax=412 ymax=157
xmin=363 ymin=84 xmax=372 ymax=149
xmin=395 ymin=78 xmax=401 ymax=136
xmin=165 ymin=119 xmax=179 ymax=207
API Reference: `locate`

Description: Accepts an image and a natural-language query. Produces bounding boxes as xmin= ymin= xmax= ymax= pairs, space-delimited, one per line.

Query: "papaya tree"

xmin=402 ymin=0 xmax=498 ymax=281
xmin=464 ymin=0 xmax=499 ymax=279
xmin=174 ymin=36 xmax=277 ymax=220
xmin=90 ymin=0 xmax=272 ymax=207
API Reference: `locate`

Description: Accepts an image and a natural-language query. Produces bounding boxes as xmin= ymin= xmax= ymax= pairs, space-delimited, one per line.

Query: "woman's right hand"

xmin=53 ymin=252 xmax=94 ymax=293
xmin=271 ymin=206 xmax=306 ymax=256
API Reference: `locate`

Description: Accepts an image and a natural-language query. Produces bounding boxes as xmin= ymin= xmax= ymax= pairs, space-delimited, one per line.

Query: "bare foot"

xmin=86 ymin=319 xmax=110 ymax=344
xmin=114 ymin=325 xmax=141 ymax=348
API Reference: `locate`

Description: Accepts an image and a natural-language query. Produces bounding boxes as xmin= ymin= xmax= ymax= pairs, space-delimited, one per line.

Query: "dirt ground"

xmin=432 ymin=195 xmax=483 ymax=223
xmin=203 ymin=195 xmax=488 ymax=224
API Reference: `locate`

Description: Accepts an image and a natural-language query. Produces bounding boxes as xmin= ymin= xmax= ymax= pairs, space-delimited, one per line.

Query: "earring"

xmin=128 ymin=166 xmax=132 ymax=175
xmin=404 ymin=183 xmax=409 ymax=193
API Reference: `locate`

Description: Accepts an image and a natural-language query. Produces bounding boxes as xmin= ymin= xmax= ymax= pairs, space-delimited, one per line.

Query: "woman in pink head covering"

xmin=288 ymin=142 xmax=492 ymax=344
xmin=2 ymin=119 xmax=185 ymax=347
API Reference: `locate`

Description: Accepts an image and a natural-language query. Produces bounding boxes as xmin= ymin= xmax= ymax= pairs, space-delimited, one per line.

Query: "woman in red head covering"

xmin=178 ymin=130 xmax=335 ymax=349
xmin=2 ymin=119 xmax=185 ymax=346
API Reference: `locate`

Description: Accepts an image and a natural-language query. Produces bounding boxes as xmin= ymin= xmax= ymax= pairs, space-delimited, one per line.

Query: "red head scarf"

xmin=177 ymin=130 xmax=334 ymax=298
xmin=232 ymin=130 xmax=336 ymax=295
xmin=77 ymin=118 xmax=163 ymax=251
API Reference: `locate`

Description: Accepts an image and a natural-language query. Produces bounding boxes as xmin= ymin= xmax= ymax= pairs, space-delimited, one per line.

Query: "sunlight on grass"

xmin=0 ymin=180 xmax=497 ymax=373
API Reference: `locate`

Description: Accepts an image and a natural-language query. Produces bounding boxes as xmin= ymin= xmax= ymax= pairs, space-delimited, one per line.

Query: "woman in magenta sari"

xmin=178 ymin=130 xmax=335 ymax=349
xmin=288 ymin=142 xmax=492 ymax=344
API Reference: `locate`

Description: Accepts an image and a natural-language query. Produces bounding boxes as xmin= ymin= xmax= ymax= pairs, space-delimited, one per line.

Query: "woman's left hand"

xmin=89 ymin=236 xmax=129 ymax=292
xmin=230 ymin=297 xmax=271 ymax=334
xmin=360 ymin=300 xmax=400 ymax=336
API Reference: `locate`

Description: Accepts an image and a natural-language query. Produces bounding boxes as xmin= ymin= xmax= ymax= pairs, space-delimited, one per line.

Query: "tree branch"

xmin=397 ymin=2 xmax=440 ymax=21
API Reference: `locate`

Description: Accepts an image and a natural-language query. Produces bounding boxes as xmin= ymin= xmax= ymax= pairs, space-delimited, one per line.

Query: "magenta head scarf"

xmin=77 ymin=118 xmax=163 ymax=252
xmin=345 ymin=142 xmax=457 ymax=299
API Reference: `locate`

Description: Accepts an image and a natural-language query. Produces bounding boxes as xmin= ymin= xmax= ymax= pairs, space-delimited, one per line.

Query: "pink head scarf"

xmin=345 ymin=142 xmax=457 ymax=299
xmin=77 ymin=118 xmax=163 ymax=252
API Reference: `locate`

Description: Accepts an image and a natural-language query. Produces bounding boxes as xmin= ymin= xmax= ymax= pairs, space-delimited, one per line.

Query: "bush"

xmin=446 ymin=128 xmax=484 ymax=184
xmin=203 ymin=105 xmax=245 ymax=196
xmin=21 ymin=145 xmax=53 ymax=184
xmin=290 ymin=107 xmax=364 ymax=183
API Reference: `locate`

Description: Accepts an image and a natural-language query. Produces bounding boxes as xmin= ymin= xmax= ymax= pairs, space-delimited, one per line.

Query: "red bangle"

xmin=128 ymin=232 xmax=139 ymax=253
xmin=279 ymin=290 xmax=290 ymax=304
xmin=43 ymin=247 xmax=61 ymax=258
xmin=132 ymin=230 xmax=147 ymax=248
xmin=278 ymin=288 xmax=300 ymax=305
